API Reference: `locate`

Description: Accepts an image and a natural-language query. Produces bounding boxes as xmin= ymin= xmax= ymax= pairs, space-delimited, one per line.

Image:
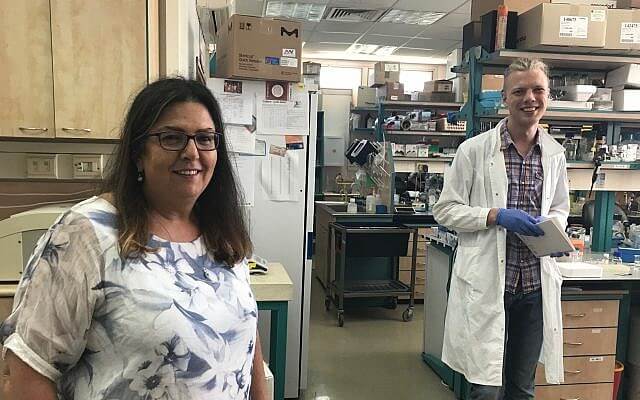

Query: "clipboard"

xmin=516 ymin=217 xmax=575 ymax=257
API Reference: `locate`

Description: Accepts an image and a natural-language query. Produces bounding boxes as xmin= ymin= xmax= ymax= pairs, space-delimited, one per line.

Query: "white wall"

xmin=162 ymin=0 xmax=200 ymax=78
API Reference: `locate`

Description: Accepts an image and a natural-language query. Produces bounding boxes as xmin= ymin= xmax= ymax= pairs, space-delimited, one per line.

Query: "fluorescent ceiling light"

xmin=374 ymin=46 xmax=398 ymax=56
xmin=380 ymin=9 xmax=446 ymax=25
xmin=347 ymin=43 xmax=379 ymax=54
xmin=265 ymin=1 xmax=326 ymax=22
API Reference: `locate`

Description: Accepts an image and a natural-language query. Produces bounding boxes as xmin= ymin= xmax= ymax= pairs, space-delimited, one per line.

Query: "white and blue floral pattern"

xmin=0 ymin=197 xmax=258 ymax=399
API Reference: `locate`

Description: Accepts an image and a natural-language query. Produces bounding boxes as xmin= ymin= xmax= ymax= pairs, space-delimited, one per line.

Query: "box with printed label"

xmin=606 ymin=64 xmax=640 ymax=88
xmin=357 ymin=86 xmax=377 ymax=107
xmin=371 ymin=62 xmax=400 ymax=87
xmin=550 ymin=0 xmax=616 ymax=6
xmin=215 ymin=14 xmax=302 ymax=82
xmin=612 ymin=88 xmax=640 ymax=110
xmin=516 ymin=4 xmax=607 ymax=51
xmin=376 ymin=82 xmax=406 ymax=101
xmin=424 ymin=80 xmax=453 ymax=93
xmin=597 ymin=9 xmax=640 ymax=54
xmin=617 ymin=0 xmax=640 ymax=7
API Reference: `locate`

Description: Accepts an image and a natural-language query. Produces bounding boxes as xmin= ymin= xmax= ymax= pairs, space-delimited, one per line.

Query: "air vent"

xmin=324 ymin=7 xmax=387 ymax=22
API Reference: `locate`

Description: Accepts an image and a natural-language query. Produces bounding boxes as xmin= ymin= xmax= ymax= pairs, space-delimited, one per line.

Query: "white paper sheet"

xmin=259 ymin=150 xmax=302 ymax=202
xmin=257 ymin=98 xmax=309 ymax=136
xmin=215 ymin=92 xmax=253 ymax=125
xmin=225 ymin=125 xmax=256 ymax=154
xmin=516 ymin=217 xmax=576 ymax=257
xmin=231 ymin=155 xmax=256 ymax=206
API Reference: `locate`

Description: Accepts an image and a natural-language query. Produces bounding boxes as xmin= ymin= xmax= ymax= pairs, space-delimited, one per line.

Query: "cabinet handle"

xmin=18 ymin=127 xmax=48 ymax=131
xmin=565 ymin=369 xmax=582 ymax=374
xmin=560 ymin=397 xmax=580 ymax=400
xmin=564 ymin=341 xmax=583 ymax=346
xmin=565 ymin=313 xmax=586 ymax=318
xmin=62 ymin=127 xmax=92 ymax=133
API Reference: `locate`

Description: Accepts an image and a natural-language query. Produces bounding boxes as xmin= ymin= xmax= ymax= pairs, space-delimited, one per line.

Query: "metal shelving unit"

xmin=460 ymin=46 xmax=640 ymax=252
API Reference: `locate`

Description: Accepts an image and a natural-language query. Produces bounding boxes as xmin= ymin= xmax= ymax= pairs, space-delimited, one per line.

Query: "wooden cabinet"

xmin=399 ymin=229 xmax=428 ymax=300
xmin=0 ymin=0 xmax=147 ymax=140
xmin=536 ymin=297 xmax=619 ymax=394
xmin=50 ymin=0 xmax=147 ymax=139
xmin=0 ymin=296 xmax=14 ymax=400
xmin=0 ymin=0 xmax=55 ymax=138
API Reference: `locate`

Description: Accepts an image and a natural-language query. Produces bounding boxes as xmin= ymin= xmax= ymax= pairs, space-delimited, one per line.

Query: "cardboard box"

xmin=424 ymin=80 xmax=453 ymax=93
xmin=482 ymin=74 xmax=505 ymax=91
xmin=421 ymin=92 xmax=456 ymax=102
xmin=357 ymin=86 xmax=377 ymax=107
xmin=215 ymin=14 xmax=302 ymax=82
xmin=606 ymin=64 xmax=640 ymax=88
xmin=516 ymin=4 xmax=607 ymax=51
xmin=371 ymin=62 xmax=400 ymax=87
xmin=612 ymin=88 xmax=640 ymax=110
xmin=617 ymin=0 xmax=640 ymax=7
xmin=376 ymin=82 xmax=405 ymax=101
xmin=551 ymin=0 xmax=616 ymax=6
xmin=303 ymin=62 xmax=321 ymax=75
xmin=471 ymin=0 xmax=544 ymax=21
xmin=597 ymin=9 xmax=640 ymax=54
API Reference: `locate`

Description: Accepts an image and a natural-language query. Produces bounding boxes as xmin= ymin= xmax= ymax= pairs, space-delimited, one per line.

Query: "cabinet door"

xmin=50 ymin=0 xmax=147 ymax=139
xmin=0 ymin=0 xmax=55 ymax=138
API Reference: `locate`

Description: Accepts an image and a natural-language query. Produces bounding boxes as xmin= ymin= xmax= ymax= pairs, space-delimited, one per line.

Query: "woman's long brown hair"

xmin=102 ymin=78 xmax=252 ymax=266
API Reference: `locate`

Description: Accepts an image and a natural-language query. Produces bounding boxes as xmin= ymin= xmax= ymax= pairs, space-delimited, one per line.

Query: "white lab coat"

xmin=432 ymin=118 xmax=569 ymax=386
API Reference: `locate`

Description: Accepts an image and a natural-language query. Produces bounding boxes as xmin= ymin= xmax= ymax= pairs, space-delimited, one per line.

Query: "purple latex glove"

xmin=496 ymin=208 xmax=545 ymax=237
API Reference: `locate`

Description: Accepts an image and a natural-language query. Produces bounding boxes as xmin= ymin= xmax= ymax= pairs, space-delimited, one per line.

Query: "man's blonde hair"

xmin=503 ymin=58 xmax=549 ymax=90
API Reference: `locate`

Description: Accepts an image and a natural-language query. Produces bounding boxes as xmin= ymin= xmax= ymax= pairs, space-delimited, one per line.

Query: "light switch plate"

xmin=72 ymin=154 xmax=103 ymax=179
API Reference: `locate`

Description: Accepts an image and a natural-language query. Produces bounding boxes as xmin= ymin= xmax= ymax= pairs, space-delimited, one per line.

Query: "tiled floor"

xmin=300 ymin=276 xmax=456 ymax=400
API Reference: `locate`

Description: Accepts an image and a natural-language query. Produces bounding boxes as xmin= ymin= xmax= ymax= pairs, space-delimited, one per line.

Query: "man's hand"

xmin=496 ymin=208 xmax=545 ymax=236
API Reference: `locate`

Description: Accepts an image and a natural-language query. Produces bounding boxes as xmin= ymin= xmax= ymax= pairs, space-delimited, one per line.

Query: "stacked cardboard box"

xmin=371 ymin=62 xmax=400 ymax=87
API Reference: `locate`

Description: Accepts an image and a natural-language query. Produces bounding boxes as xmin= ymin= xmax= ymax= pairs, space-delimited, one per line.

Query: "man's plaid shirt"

xmin=501 ymin=123 xmax=544 ymax=294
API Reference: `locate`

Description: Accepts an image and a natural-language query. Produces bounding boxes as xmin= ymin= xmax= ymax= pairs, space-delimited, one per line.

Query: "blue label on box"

xmin=265 ymin=56 xmax=280 ymax=65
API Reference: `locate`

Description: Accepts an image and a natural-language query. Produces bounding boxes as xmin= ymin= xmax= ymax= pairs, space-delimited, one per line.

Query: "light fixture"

xmin=374 ymin=46 xmax=398 ymax=56
xmin=380 ymin=10 xmax=446 ymax=25
xmin=265 ymin=1 xmax=327 ymax=22
xmin=346 ymin=43 xmax=380 ymax=54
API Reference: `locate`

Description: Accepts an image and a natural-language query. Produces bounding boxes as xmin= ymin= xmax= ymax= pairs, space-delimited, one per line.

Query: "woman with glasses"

xmin=0 ymin=78 xmax=268 ymax=399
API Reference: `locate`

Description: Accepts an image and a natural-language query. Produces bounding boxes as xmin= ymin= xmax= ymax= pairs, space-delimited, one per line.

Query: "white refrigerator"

xmin=207 ymin=77 xmax=317 ymax=398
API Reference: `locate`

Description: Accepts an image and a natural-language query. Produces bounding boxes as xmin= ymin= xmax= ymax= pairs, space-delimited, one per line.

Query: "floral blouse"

xmin=0 ymin=197 xmax=258 ymax=399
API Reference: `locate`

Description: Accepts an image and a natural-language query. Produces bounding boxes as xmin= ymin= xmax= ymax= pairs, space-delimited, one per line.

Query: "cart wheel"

xmin=324 ymin=297 xmax=331 ymax=311
xmin=338 ymin=312 xmax=344 ymax=327
xmin=402 ymin=308 xmax=414 ymax=322
xmin=385 ymin=296 xmax=398 ymax=310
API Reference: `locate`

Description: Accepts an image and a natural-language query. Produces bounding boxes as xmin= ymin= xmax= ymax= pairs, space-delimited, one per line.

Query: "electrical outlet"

xmin=26 ymin=155 xmax=57 ymax=178
xmin=72 ymin=155 xmax=103 ymax=179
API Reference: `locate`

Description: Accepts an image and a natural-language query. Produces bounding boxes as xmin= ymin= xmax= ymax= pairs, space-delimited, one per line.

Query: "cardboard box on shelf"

xmin=392 ymin=143 xmax=406 ymax=157
xmin=371 ymin=62 xmax=400 ymax=87
xmin=424 ymin=80 xmax=453 ymax=93
xmin=421 ymin=92 xmax=456 ymax=102
xmin=612 ymin=88 xmax=640 ymax=110
xmin=376 ymin=82 xmax=406 ymax=101
xmin=410 ymin=91 xmax=427 ymax=101
xmin=550 ymin=0 xmax=615 ymax=6
xmin=606 ymin=64 xmax=640 ymax=88
xmin=516 ymin=4 xmax=607 ymax=51
xmin=618 ymin=0 xmax=640 ymax=7
xmin=356 ymin=86 xmax=377 ymax=107
xmin=471 ymin=0 xmax=544 ymax=21
xmin=215 ymin=14 xmax=302 ymax=82
xmin=482 ymin=75 xmax=505 ymax=91
xmin=463 ymin=21 xmax=483 ymax=55
xmin=597 ymin=9 xmax=640 ymax=54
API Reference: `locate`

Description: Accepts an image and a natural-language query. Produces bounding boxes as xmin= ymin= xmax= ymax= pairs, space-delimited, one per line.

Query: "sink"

xmin=316 ymin=201 xmax=348 ymax=212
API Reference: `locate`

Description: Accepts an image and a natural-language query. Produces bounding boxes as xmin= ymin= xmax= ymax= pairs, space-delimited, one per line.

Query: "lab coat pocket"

xmin=452 ymin=246 xmax=481 ymax=286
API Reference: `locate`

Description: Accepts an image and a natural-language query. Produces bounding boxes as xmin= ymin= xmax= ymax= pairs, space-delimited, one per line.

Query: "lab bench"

xmin=422 ymin=243 xmax=640 ymax=400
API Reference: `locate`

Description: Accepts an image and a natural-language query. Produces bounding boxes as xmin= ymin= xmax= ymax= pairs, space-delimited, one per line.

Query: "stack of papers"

xmin=516 ymin=218 xmax=575 ymax=257
xmin=558 ymin=262 xmax=603 ymax=278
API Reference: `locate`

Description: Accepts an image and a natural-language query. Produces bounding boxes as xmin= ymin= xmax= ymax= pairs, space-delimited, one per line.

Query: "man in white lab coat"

xmin=433 ymin=58 xmax=569 ymax=399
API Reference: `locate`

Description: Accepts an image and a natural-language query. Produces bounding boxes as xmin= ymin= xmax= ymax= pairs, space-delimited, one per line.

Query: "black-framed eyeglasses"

xmin=145 ymin=131 xmax=222 ymax=151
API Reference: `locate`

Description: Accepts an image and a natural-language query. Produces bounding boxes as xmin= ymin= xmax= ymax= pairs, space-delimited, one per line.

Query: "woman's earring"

xmin=137 ymin=170 xmax=144 ymax=183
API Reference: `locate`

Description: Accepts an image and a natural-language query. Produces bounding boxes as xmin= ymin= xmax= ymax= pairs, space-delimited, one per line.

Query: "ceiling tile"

xmin=419 ymin=24 xmax=463 ymax=40
xmin=404 ymin=37 xmax=459 ymax=50
xmin=315 ymin=20 xmax=374 ymax=33
xmin=359 ymin=34 xmax=411 ymax=47
xmin=302 ymin=21 xmax=318 ymax=33
xmin=302 ymin=42 xmax=353 ymax=52
xmin=427 ymin=12 xmax=470 ymax=29
xmin=392 ymin=0 xmax=467 ymax=13
xmin=368 ymin=22 xmax=427 ymax=37
xmin=393 ymin=47 xmax=444 ymax=57
xmin=309 ymin=31 xmax=361 ymax=42
xmin=328 ymin=0 xmax=396 ymax=8
xmin=454 ymin=0 xmax=471 ymax=14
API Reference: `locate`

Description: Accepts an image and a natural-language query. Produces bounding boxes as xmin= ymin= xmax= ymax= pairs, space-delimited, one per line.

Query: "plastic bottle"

xmin=347 ymin=198 xmax=357 ymax=214
xmin=366 ymin=194 xmax=375 ymax=213
xmin=563 ymin=135 xmax=577 ymax=161
xmin=495 ymin=5 xmax=508 ymax=51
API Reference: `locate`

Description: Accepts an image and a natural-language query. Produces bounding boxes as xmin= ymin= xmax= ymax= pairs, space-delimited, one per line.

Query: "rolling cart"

xmin=325 ymin=221 xmax=418 ymax=327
